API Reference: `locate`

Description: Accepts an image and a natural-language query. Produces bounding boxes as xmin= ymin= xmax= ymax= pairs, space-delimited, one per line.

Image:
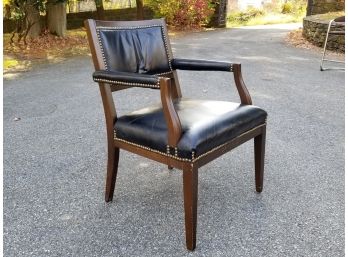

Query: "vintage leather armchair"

xmin=85 ymin=18 xmax=267 ymax=251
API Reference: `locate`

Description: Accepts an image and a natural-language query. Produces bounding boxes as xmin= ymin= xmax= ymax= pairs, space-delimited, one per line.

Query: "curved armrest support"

xmin=160 ymin=77 xmax=182 ymax=147
xmin=93 ymin=70 xmax=160 ymax=89
xmin=171 ymin=59 xmax=252 ymax=105
xmin=171 ymin=58 xmax=232 ymax=72
xmin=93 ymin=71 xmax=182 ymax=147
xmin=232 ymin=64 xmax=252 ymax=105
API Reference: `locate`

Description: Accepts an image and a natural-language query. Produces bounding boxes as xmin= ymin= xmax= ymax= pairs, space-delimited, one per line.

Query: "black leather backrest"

xmin=96 ymin=25 xmax=172 ymax=75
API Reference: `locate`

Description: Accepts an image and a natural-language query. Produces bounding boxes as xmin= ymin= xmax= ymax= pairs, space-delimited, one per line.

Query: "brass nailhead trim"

xmin=113 ymin=123 xmax=266 ymax=163
xmin=166 ymin=145 xmax=178 ymax=157
xmin=96 ymin=25 xmax=163 ymax=30
xmin=94 ymin=78 xmax=160 ymax=89
xmin=96 ymin=30 xmax=108 ymax=70
xmin=190 ymin=123 xmax=266 ymax=161
xmin=96 ymin=24 xmax=172 ymax=72
xmin=230 ymin=64 xmax=234 ymax=72
xmin=157 ymin=71 xmax=173 ymax=76
xmin=115 ymin=134 xmax=192 ymax=162
xmin=159 ymin=27 xmax=173 ymax=71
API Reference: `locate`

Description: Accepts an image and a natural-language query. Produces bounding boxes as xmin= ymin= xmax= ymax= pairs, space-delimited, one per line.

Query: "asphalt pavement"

xmin=3 ymin=23 xmax=345 ymax=256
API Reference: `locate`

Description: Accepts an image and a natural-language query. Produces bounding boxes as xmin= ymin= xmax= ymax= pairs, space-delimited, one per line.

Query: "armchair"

xmin=85 ymin=18 xmax=267 ymax=250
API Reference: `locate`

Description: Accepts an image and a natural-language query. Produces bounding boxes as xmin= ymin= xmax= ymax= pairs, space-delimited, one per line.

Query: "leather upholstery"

xmin=93 ymin=70 xmax=159 ymax=88
xmin=97 ymin=26 xmax=171 ymax=74
xmin=114 ymin=99 xmax=267 ymax=160
xmin=171 ymin=58 xmax=232 ymax=72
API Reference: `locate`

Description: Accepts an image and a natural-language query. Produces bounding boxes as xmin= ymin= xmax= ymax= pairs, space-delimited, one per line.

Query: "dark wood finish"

xmin=160 ymin=20 xmax=182 ymax=99
xmin=170 ymin=72 xmax=182 ymax=99
xmin=254 ymin=125 xmax=266 ymax=193
xmin=183 ymin=163 xmax=198 ymax=251
xmin=135 ymin=0 xmax=144 ymax=20
xmin=105 ymin=147 xmax=120 ymax=201
xmin=84 ymin=19 xmax=105 ymax=71
xmin=232 ymin=63 xmax=252 ymax=105
xmin=84 ymin=19 xmax=267 ymax=251
xmin=160 ymin=77 xmax=182 ymax=147
xmin=113 ymin=124 xmax=266 ymax=170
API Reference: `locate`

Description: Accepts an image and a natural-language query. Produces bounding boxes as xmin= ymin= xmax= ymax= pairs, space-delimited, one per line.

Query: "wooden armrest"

xmin=160 ymin=77 xmax=182 ymax=148
xmin=171 ymin=59 xmax=252 ymax=105
xmin=232 ymin=64 xmax=252 ymax=105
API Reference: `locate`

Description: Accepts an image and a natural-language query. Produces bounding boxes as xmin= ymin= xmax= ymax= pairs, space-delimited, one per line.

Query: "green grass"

xmin=227 ymin=11 xmax=305 ymax=27
xmin=4 ymin=58 xmax=19 ymax=69
xmin=312 ymin=11 xmax=345 ymax=21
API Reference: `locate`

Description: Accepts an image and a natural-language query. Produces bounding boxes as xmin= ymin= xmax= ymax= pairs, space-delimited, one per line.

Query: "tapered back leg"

xmin=105 ymin=147 xmax=120 ymax=202
xmin=254 ymin=127 xmax=266 ymax=193
xmin=183 ymin=164 xmax=198 ymax=250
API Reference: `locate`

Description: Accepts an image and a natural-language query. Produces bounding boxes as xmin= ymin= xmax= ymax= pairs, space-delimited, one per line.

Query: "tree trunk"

xmin=46 ymin=0 xmax=67 ymax=37
xmin=25 ymin=0 xmax=41 ymax=38
xmin=136 ymin=0 xmax=144 ymax=20
xmin=4 ymin=4 xmax=11 ymax=19
xmin=306 ymin=0 xmax=313 ymax=16
xmin=95 ymin=0 xmax=105 ymax=20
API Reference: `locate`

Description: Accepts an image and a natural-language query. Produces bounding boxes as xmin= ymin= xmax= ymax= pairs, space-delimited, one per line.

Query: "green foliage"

xmin=315 ymin=11 xmax=345 ymax=21
xmin=227 ymin=0 xmax=306 ymax=27
xmin=281 ymin=0 xmax=306 ymax=15
xmin=8 ymin=0 xmax=44 ymax=22
xmin=227 ymin=7 xmax=264 ymax=24
xmin=7 ymin=0 xmax=45 ymax=44
xmin=4 ymin=58 xmax=19 ymax=69
xmin=94 ymin=0 xmax=103 ymax=8
xmin=262 ymin=2 xmax=282 ymax=13
xmin=146 ymin=0 xmax=214 ymax=28
xmin=281 ymin=2 xmax=293 ymax=14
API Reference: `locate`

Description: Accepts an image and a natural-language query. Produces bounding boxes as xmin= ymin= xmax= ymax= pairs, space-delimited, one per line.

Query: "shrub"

xmin=263 ymin=2 xmax=281 ymax=13
xmin=146 ymin=0 xmax=214 ymax=28
xmin=281 ymin=0 xmax=306 ymax=15
xmin=227 ymin=7 xmax=264 ymax=24
xmin=281 ymin=2 xmax=293 ymax=14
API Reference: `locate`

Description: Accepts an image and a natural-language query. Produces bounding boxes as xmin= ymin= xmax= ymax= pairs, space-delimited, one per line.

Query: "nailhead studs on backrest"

xmin=96 ymin=24 xmax=172 ymax=74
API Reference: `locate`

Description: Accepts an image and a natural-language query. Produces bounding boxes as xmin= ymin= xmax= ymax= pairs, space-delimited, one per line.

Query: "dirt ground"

xmin=4 ymin=26 xmax=344 ymax=74
xmin=285 ymin=28 xmax=344 ymax=59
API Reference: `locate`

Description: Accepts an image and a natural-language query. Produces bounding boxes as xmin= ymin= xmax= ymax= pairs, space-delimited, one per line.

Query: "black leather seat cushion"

xmin=114 ymin=99 xmax=267 ymax=160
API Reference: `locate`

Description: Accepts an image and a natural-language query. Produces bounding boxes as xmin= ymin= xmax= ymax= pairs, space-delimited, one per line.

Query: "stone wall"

xmin=303 ymin=14 xmax=345 ymax=52
xmin=4 ymin=7 xmax=154 ymax=33
xmin=309 ymin=0 xmax=345 ymax=15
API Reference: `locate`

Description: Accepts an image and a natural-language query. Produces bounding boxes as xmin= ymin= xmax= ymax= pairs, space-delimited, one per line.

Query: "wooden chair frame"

xmin=85 ymin=19 xmax=266 ymax=251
